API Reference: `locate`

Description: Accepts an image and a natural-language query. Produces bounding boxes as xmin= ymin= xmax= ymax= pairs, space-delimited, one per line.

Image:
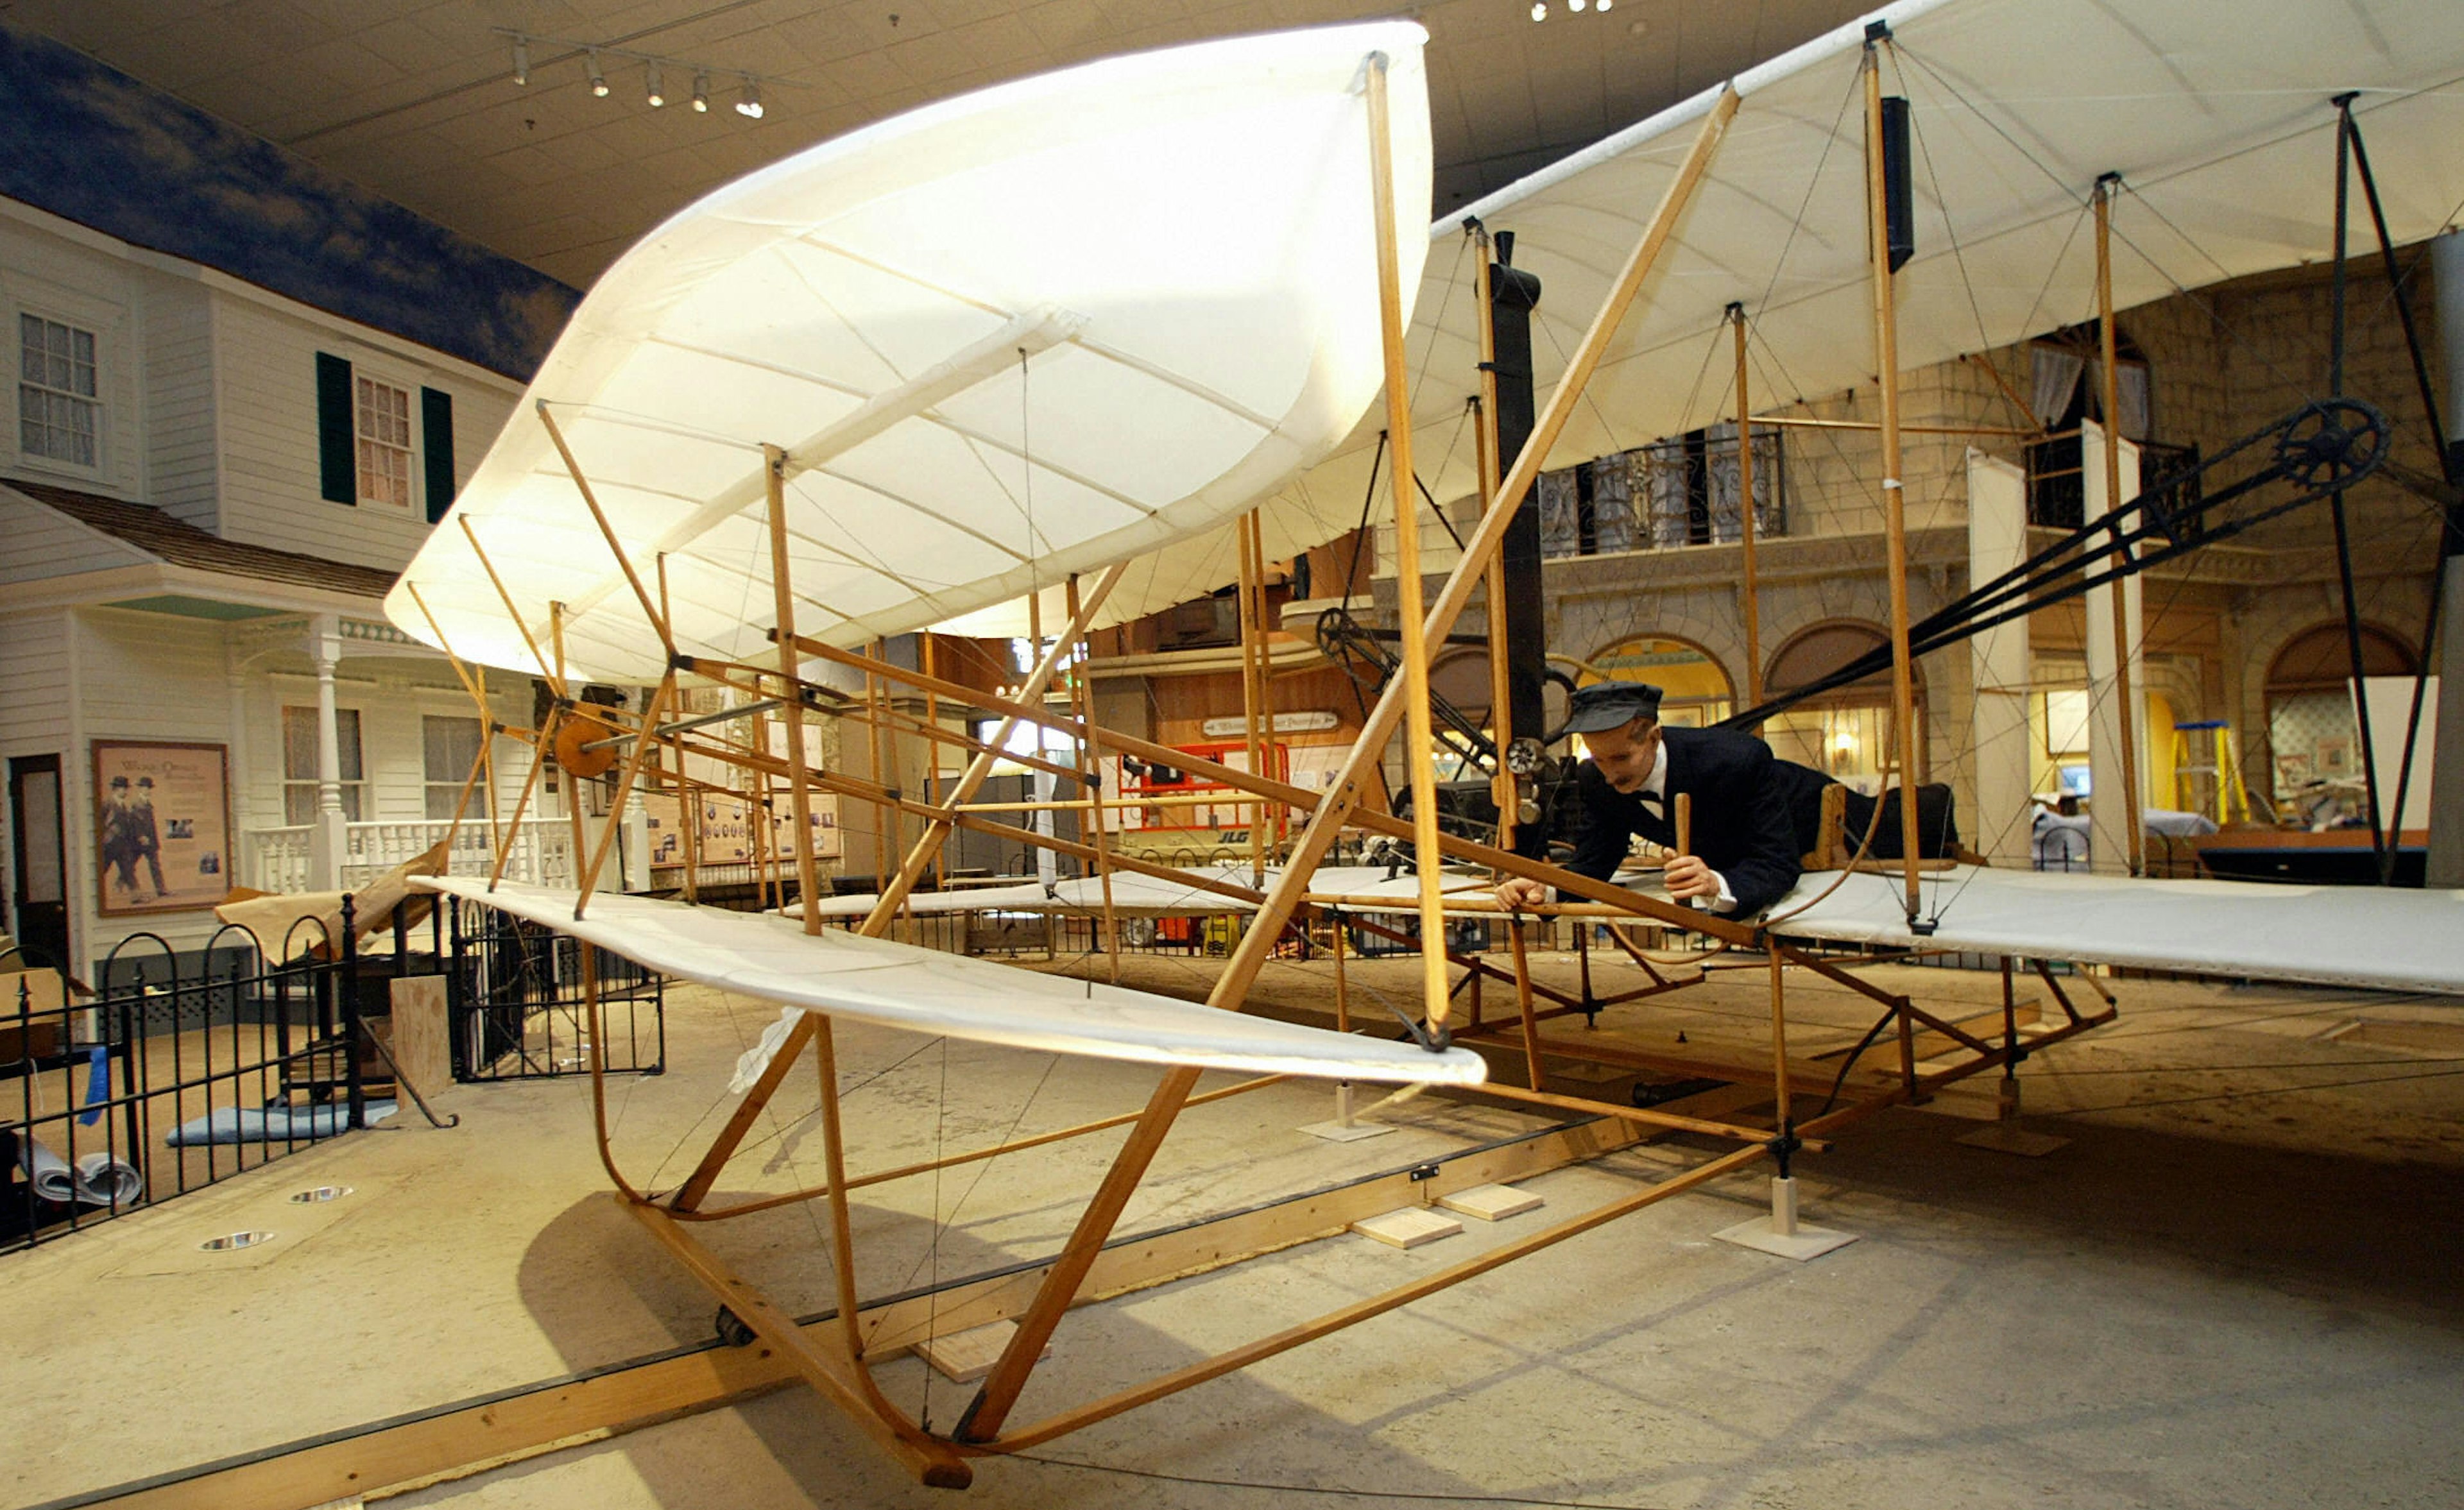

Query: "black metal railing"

xmin=445 ymin=897 xmax=665 ymax=1082
xmin=3 ymin=919 xmax=373 ymax=1255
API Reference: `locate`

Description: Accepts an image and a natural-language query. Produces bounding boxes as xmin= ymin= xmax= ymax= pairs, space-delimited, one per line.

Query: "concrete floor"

xmin=5 ymin=946 xmax=2463 ymax=1509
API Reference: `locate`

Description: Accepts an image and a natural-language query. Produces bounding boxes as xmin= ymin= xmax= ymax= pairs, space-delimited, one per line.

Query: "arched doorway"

xmin=1761 ymin=621 xmax=1924 ymax=788
xmin=1575 ymin=636 xmax=1734 ymax=728
xmin=2264 ymin=622 xmax=2416 ymax=823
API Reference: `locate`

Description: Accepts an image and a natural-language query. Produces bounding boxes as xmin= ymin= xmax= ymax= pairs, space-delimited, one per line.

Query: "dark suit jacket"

xmin=1565 ymin=725 xmax=1833 ymax=918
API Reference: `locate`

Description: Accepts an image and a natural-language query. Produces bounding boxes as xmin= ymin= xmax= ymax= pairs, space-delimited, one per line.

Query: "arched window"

xmin=1577 ymin=636 xmax=1733 ymax=727
xmin=1760 ymin=621 xmax=1925 ymax=787
xmin=2263 ymin=622 xmax=2415 ymax=820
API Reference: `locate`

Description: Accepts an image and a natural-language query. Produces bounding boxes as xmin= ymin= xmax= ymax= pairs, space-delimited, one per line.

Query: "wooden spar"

xmin=808 ymin=1017 xmax=867 ymax=1364
xmin=402 ymin=582 xmax=508 ymax=869
xmin=961 ymin=793 xmax=1267 ymax=813
xmin=457 ymin=516 xmax=563 ymax=697
xmin=487 ymin=706 xmax=558 ymax=892
xmin=981 ymin=1142 xmax=1770 ymax=1455
xmin=1365 ymin=53 xmax=1453 ymax=1033
xmin=574 ymin=675 xmax=674 ymax=915
xmin=764 ymin=446 xmax=824 ymax=934
xmin=957 ymin=77 xmax=1743 ymax=1450
xmin=1744 ymin=414 xmax=2038 ymax=436
xmin=1236 ymin=510 xmax=1269 ymax=883
xmin=760 ymin=633 xmax=1754 ymax=944
xmin=1505 ymin=909 xmax=1543 ymax=1089
xmin=922 ymin=633 xmax=943 ymax=891
xmin=656 ymin=552 xmax=697 ymax=905
xmin=1769 ymin=947 xmax=1792 ymax=1123
xmin=1475 ymin=229 xmax=1516 ymax=849
xmin=857 ymin=563 xmax=1125 ymax=938
xmin=2093 ymin=174 xmax=2147 ymax=876
xmin=536 ymin=402 xmax=676 ymax=660
xmin=1065 ymin=574 xmax=1122 ymax=980
xmin=868 ymin=641 xmax=891 ymax=897
xmin=1731 ymin=305 xmax=1765 ymax=711
xmin=552 ymin=604 xmax=594 ymax=900
xmin=1863 ymin=40 xmax=1925 ymax=920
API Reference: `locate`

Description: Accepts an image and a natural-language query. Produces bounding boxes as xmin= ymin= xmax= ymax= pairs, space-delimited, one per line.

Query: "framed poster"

xmin=92 ymin=741 xmax=232 ymax=916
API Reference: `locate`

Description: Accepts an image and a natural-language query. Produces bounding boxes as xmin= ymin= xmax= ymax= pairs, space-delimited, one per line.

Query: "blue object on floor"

xmin=79 ymin=1046 xmax=108 ymax=1126
xmin=164 ymin=1100 xmax=398 ymax=1146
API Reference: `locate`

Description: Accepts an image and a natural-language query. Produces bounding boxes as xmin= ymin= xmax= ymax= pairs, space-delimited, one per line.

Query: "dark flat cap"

xmin=1562 ymin=680 xmax=1663 ymax=736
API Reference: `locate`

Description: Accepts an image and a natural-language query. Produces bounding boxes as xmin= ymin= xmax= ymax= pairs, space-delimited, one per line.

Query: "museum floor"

xmin=6 ymin=949 xmax=2461 ymax=1510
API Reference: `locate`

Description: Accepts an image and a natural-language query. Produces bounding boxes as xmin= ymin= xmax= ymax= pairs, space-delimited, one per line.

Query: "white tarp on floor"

xmin=421 ymin=877 xmax=1485 ymax=1084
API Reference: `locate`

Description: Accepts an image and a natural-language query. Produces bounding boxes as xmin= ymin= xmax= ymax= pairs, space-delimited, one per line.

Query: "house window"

xmin=18 ymin=313 xmax=99 ymax=468
xmin=355 ymin=376 xmax=414 ymax=507
xmin=424 ymin=715 xmax=484 ymax=820
xmin=282 ymin=706 xmax=365 ymax=824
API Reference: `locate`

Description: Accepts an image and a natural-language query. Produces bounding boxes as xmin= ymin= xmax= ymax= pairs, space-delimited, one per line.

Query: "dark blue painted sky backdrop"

xmin=0 ymin=24 xmax=578 ymax=379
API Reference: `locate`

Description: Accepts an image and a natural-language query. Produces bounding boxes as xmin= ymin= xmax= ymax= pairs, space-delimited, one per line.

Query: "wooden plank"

xmin=1351 ymin=1207 xmax=1463 ymax=1248
xmin=1437 ymin=1183 xmax=1544 ymax=1221
xmin=386 ymin=976 xmax=452 ymax=1093
xmin=917 ymin=1320 xmax=1047 ymax=1385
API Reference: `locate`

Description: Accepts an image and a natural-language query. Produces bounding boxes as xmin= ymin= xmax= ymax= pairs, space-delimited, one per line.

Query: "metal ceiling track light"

xmin=495 ymin=28 xmax=777 ymax=120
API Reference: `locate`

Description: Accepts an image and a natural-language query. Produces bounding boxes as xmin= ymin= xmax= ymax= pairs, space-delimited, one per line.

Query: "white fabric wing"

xmin=389 ymin=24 xmax=1432 ymax=681
xmin=422 ymin=878 xmax=1485 ymax=1085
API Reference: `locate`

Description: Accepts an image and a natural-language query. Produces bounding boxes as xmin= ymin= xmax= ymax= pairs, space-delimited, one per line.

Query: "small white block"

xmin=1351 ymin=1207 xmax=1463 ymax=1249
xmin=1954 ymin=1123 xmax=2070 ymax=1157
xmin=915 ymin=1319 xmax=1047 ymax=1384
xmin=1300 ymin=1118 xmax=1396 ymax=1142
xmin=1436 ymin=1183 xmax=1544 ymax=1221
xmin=1713 ymin=1216 xmax=1859 ymax=1261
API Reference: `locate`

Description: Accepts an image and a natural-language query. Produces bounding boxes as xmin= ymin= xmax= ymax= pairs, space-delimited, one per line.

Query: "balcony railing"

xmin=242 ymin=819 xmax=575 ymax=895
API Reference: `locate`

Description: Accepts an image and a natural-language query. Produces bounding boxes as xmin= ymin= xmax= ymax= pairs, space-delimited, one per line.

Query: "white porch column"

xmin=1965 ymin=449 xmax=2033 ymax=866
xmin=306 ymin=613 xmax=348 ymax=890
xmin=2081 ymin=420 xmax=2145 ymax=873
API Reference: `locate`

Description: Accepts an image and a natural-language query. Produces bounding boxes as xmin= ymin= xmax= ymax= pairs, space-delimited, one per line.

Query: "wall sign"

xmin=91 ymin=741 xmax=232 ymax=916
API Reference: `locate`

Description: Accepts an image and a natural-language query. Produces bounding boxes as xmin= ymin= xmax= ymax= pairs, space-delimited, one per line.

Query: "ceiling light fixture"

xmin=492 ymin=30 xmax=774 ymax=121
xmin=1598 ymin=0 xmax=1613 ymax=10
xmin=1530 ymin=2 xmax=1546 ymax=20
xmin=1570 ymin=0 xmax=1586 ymax=10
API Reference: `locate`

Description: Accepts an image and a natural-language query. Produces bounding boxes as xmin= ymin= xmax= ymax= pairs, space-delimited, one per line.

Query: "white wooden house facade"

xmin=0 ymin=196 xmax=590 ymax=979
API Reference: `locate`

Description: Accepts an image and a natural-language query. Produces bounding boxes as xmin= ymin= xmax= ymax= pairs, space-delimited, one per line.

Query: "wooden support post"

xmin=1331 ymin=907 xmax=1350 ymax=1033
xmin=1365 ymin=53 xmax=1452 ymax=1033
xmin=1065 ymin=575 xmax=1122 ymax=981
xmin=1731 ymin=304 xmax=1765 ymax=713
xmin=1863 ymin=38 xmax=1926 ymax=921
xmin=764 ymin=445 xmax=825 ymax=934
xmin=1769 ymin=947 xmax=1792 ymax=1120
xmin=2093 ymin=175 xmax=2146 ymax=876
xmin=923 ymin=633 xmax=943 ymax=892
xmin=1236 ymin=510 xmax=1270 ymax=884
xmin=1505 ymin=910 xmax=1543 ymax=1090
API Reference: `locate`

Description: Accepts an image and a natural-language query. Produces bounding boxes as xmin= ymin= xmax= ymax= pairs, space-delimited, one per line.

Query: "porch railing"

xmin=243 ymin=819 xmax=576 ymax=894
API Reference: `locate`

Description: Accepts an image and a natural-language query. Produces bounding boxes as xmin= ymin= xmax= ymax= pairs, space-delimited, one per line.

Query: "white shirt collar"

xmin=1640 ymin=737 xmax=1669 ymax=802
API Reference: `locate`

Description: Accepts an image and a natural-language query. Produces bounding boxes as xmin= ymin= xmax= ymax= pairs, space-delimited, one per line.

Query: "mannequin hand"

xmin=1663 ymin=854 xmax=1721 ymax=901
xmin=1494 ymin=876 xmax=1551 ymax=911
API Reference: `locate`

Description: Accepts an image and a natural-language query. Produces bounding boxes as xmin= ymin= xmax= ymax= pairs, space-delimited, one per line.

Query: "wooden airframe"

xmin=359 ymin=35 xmax=2135 ymax=1495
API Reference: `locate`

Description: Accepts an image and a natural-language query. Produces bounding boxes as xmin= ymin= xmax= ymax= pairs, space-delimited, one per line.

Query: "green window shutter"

xmin=315 ymin=352 xmax=355 ymax=504
xmin=421 ymin=386 xmax=456 ymax=523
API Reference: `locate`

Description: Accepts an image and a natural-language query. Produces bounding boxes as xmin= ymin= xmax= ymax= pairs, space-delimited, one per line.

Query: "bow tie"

xmin=1634 ymin=790 xmax=1664 ymax=815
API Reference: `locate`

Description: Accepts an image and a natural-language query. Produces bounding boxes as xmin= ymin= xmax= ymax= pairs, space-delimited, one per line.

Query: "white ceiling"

xmin=1 ymin=0 xmax=1873 ymax=287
